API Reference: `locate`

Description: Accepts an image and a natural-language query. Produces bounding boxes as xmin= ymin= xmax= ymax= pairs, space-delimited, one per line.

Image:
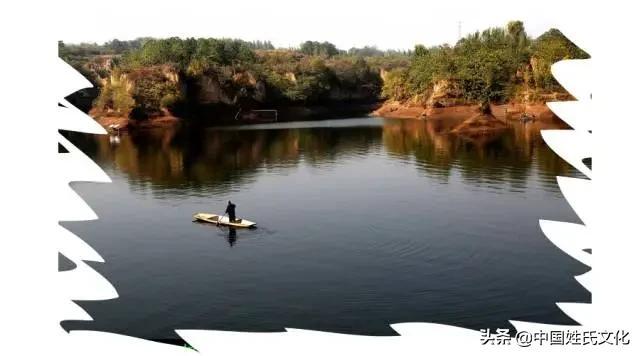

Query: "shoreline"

xmin=372 ymin=101 xmax=558 ymax=121
xmin=94 ymin=113 xmax=180 ymax=131
xmin=93 ymin=101 xmax=558 ymax=132
xmin=93 ymin=102 xmax=382 ymax=131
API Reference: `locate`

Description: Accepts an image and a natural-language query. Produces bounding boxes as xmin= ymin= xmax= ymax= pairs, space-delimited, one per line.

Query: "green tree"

xmin=531 ymin=28 xmax=589 ymax=89
xmin=414 ymin=44 xmax=428 ymax=57
xmin=300 ymin=41 xmax=340 ymax=57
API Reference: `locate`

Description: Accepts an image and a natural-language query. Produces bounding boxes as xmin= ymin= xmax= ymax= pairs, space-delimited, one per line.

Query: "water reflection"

xmin=192 ymin=221 xmax=256 ymax=247
xmin=62 ymin=116 xmax=586 ymax=339
xmin=68 ymin=117 xmax=574 ymax=197
xmin=382 ymin=118 xmax=574 ymax=191
xmin=227 ymin=228 xmax=237 ymax=247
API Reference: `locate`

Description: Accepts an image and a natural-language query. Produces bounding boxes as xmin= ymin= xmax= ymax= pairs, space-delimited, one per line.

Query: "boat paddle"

xmin=217 ymin=212 xmax=229 ymax=227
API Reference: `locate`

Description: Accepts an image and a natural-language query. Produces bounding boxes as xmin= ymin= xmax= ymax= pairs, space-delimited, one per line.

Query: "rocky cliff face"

xmin=195 ymin=74 xmax=236 ymax=105
xmin=193 ymin=71 xmax=268 ymax=106
xmin=86 ymin=54 xmax=381 ymax=121
xmin=96 ymin=64 xmax=274 ymax=115
xmin=126 ymin=65 xmax=181 ymax=83
xmin=92 ymin=65 xmax=184 ymax=119
xmin=328 ymin=85 xmax=377 ymax=102
xmin=425 ymin=80 xmax=466 ymax=108
xmin=379 ymin=68 xmax=389 ymax=81
xmin=107 ymin=65 xmax=182 ymax=94
xmin=285 ymin=72 xmax=297 ymax=83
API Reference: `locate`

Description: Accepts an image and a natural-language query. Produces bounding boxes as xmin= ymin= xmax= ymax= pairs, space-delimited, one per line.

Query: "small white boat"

xmin=193 ymin=213 xmax=257 ymax=228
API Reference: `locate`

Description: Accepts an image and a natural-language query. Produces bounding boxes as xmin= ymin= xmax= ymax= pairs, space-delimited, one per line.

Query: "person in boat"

xmin=225 ymin=200 xmax=237 ymax=223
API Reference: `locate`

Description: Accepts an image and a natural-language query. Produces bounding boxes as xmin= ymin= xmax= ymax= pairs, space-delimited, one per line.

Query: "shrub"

xmin=94 ymin=81 xmax=134 ymax=117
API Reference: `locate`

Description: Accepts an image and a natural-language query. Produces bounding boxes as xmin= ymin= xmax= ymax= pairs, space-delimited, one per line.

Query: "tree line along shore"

xmin=60 ymin=20 xmax=588 ymax=131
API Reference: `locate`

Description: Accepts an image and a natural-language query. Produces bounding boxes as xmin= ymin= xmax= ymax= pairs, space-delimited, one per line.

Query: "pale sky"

xmin=59 ymin=0 xmax=588 ymax=51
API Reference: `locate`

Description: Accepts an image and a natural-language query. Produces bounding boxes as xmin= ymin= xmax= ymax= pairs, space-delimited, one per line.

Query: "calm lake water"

xmin=61 ymin=116 xmax=589 ymax=342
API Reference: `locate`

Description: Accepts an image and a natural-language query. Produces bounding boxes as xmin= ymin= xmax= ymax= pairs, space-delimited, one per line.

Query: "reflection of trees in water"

xmin=62 ymin=131 xmax=100 ymax=157
xmin=382 ymin=118 xmax=575 ymax=188
xmin=298 ymin=127 xmax=380 ymax=166
xmin=509 ymin=120 xmax=576 ymax=179
xmin=74 ymin=117 xmax=575 ymax=196
xmin=88 ymin=125 xmax=381 ymax=194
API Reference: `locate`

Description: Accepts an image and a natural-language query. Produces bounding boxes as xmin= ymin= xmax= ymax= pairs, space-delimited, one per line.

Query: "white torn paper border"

xmin=51 ymin=2 xmax=639 ymax=355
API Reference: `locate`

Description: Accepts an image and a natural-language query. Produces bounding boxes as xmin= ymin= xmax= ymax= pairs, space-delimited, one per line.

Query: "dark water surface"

xmin=62 ymin=117 xmax=589 ymax=341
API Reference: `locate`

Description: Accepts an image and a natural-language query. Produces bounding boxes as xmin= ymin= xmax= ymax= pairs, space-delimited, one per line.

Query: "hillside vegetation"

xmin=59 ymin=21 xmax=587 ymax=122
xmin=382 ymin=22 xmax=589 ymax=108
